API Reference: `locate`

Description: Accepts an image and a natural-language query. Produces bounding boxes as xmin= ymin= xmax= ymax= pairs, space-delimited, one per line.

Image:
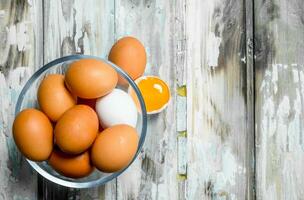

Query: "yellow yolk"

xmin=129 ymin=76 xmax=170 ymax=114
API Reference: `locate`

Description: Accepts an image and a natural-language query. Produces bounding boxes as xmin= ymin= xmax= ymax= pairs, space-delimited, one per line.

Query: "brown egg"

xmin=55 ymin=105 xmax=98 ymax=154
xmin=109 ymin=37 xmax=147 ymax=85
xmin=76 ymin=98 xmax=104 ymax=131
xmin=91 ymin=124 xmax=139 ymax=173
xmin=49 ymin=148 xmax=93 ymax=178
xmin=38 ymin=74 xmax=77 ymax=122
xmin=13 ymin=109 xmax=53 ymax=161
xmin=65 ymin=59 xmax=118 ymax=99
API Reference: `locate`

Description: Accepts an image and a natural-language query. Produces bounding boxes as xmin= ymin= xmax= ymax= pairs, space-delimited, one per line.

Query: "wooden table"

xmin=0 ymin=0 xmax=303 ymax=199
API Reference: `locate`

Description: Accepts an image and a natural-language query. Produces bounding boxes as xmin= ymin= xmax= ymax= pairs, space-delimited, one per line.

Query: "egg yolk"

xmin=131 ymin=76 xmax=170 ymax=113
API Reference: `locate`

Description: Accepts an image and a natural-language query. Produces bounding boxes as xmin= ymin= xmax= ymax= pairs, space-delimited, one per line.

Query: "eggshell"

xmin=108 ymin=37 xmax=147 ymax=85
xmin=55 ymin=105 xmax=98 ymax=154
xmin=128 ymin=76 xmax=171 ymax=114
xmin=49 ymin=148 xmax=93 ymax=178
xmin=95 ymin=89 xmax=137 ymax=128
xmin=91 ymin=125 xmax=139 ymax=173
xmin=65 ymin=59 xmax=118 ymax=99
xmin=13 ymin=109 xmax=53 ymax=161
xmin=38 ymin=74 xmax=76 ymax=121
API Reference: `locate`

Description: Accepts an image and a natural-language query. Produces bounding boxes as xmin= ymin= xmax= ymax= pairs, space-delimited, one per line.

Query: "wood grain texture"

xmin=41 ymin=0 xmax=115 ymax=199
xmin=0 ymin=0 xmax=43 ymax=199
xmin=185 ymin=0 xmax=254 ymax=199
xmin=113 ymin=0 xmax=179 ymax=199
xmin=255 ymin=0 xmax=304 ymax=199
xmin=3 ymin=0 xmax=304 ymax=199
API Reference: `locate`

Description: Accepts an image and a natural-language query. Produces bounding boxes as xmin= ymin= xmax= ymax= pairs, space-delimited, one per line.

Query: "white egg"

xmin=95 ymin=89 xmax=138 ymax=128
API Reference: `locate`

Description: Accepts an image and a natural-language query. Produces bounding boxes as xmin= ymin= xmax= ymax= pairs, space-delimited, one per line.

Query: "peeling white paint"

xmin=27 ymin=0 xmax=33 ymax=6
xmin=272 ymin=64 xmax=278 ymax=94
xmin=0 ymin=10 xmax=5 ymax=17
xmin=263 ymin=97 xmax=276 ymax=137
xmin=292 ymin=69 xmax=299 ymax=83
xmin=265 ymin=69 xmax=271 ymax=77
xmin=241 ymin=56 xmax=246 ymax=64
xmin=277 ymin=96 xmax=290 ymax=116
xmin=276 ymin=63 xmax=283 ymax=68
xmin=257 ymin=63 xmax=304 ymax=199
xmin=6 ymin=22 xmax=30 ymax=51
xmin=277 ymin=96 xmax=290 ymax=151
xmin=214 ymin=148 xmax=238 ymax=190
xmin=260 ymin=80 xmax=266 ymax=92
xmin=206 ymin=32 xmax=221 ymax=67
xmin=0 ymin=73 xmax=8 ymax=130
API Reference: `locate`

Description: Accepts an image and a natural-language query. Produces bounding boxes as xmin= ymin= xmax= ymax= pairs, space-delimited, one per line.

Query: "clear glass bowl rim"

xmin=15 ymin=54 xmax=148 ymax=188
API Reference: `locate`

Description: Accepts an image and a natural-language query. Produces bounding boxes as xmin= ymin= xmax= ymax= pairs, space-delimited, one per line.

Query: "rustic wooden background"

xmin=0 ymin=0 xmax=303 ymax=199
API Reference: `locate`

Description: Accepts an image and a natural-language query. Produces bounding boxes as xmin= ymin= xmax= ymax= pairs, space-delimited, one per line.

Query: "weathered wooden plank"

xmin=174 ymin=0 xmax=188 ymax=199
xmin=113 ymin=0 xmax=179 ymax=199
xmin=41 ymin=0 xmax=115 ymax=199
xmin=245 ymin=0 xmax=255 ymax=198
xmin=185 ymin=0 xmax=254 ymax=199
xmin=255 ymin=0 xmax=304 ymax=199
xmin=0 ymin=0 xmax=43 ymax=199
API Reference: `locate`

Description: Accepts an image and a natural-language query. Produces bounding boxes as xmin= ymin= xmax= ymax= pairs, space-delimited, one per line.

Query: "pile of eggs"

xmin=12 ymin=37 xmax=149 ymax=178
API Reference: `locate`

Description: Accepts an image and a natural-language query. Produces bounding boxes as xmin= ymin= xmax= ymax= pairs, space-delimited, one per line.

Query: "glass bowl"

xmin=15 ymin=55 xmax=147 ymax=188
